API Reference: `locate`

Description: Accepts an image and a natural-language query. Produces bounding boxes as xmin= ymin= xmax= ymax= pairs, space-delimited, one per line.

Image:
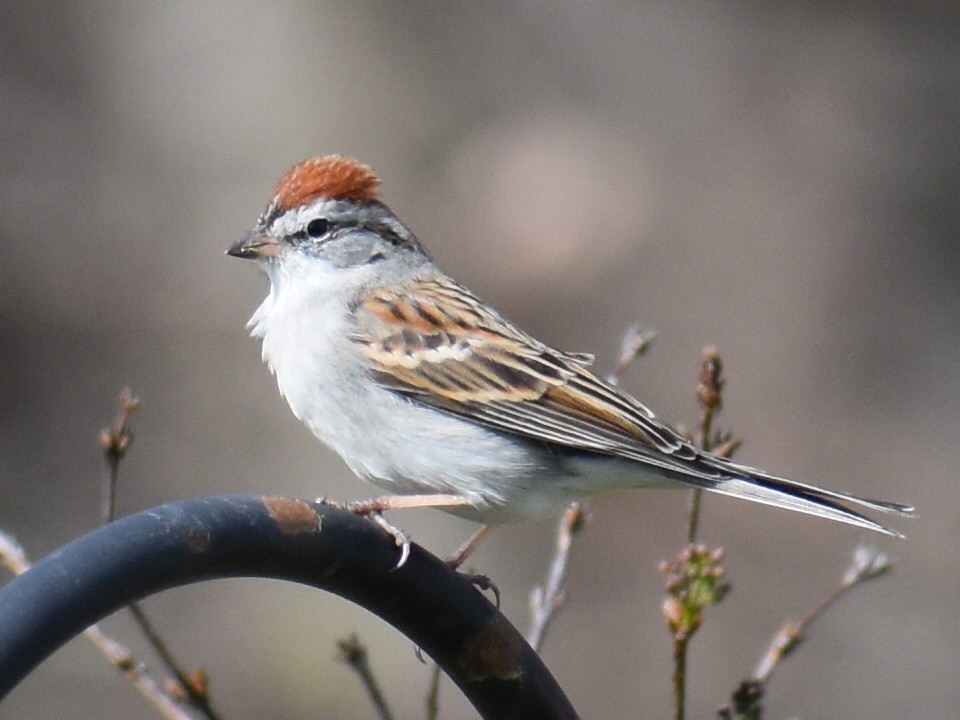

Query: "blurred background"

xmin=2 ymin=2 xmax=957 ymax=718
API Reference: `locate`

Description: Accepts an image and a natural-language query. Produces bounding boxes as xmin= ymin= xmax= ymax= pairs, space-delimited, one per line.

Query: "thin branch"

xmin=0 ymin=529 xmax=195 ymax=720
xmin=661 ymin=544 xmax=730 ymax=720
xmin=0 ymin=530 xmax=29 ymax=576
xmin=718 ymin=546 xmax=893 ymax=720
xmin=696 ymin=347 xmax=724 ymax=452
xmin=83 ymin=626 xmax=195 ymax=720
xmin=520 ymin=323 xmax=641 ymax=654
xmin=672 ymin=634 xmax=689 ymax=720
xmin=97 ymin=389 xmax=221 ymax=720
xmin=753 ymin=546 xmax=892 ymax=682
xmin=685 ymin=491 xmax=703 ymax=546
xmin=717 ymin=679 xmax=763 ymax=720
xmin=99 ymin=387 xmax=138 ymax=525
xmin=668 ymin=348 xmax=735 ymax=720
xmin=606 ymin=324 xmax=656 ymax=386
xmin=336 ymin=634 xmax=395 ymax=720
xmin=688 ymin=347 xmax=725 ymax=543
xmin=425 ymin=663 xmax=442 ymax=720
xmin=127 ymin=603 xmax=219 ymax=720
xmin=527 ymin=504 xmax=586 ymax=653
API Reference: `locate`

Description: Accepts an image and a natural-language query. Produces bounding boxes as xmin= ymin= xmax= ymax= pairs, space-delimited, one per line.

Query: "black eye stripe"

xmin=278 ymin=217 xmax=418 ymax=253
xmin=288 ymin=218 xmax=339 ymax=244
xmin=357 ymin=221 xmax=410 ymax=248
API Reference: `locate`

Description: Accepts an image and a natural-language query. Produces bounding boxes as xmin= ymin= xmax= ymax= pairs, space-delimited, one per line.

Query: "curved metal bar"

xmin=0 ymin=495 xmax=579 ymax=719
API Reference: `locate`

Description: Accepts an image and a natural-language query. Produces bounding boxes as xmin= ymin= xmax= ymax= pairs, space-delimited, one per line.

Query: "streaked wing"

xmin=352 ymin=278 xmax=696 ymax=465
xmin=351 ymin=278 xmax=913 ymax=535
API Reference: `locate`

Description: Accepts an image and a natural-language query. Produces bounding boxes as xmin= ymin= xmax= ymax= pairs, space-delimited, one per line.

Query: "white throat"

xmin=248 ymin=256 xmax=367 ymax=430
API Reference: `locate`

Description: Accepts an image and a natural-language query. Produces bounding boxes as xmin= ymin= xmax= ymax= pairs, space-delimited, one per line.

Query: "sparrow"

xmin=228 ymin=155 xmax=912 ymax=559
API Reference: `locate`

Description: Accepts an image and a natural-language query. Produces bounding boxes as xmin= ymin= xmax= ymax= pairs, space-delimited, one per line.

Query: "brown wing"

xmin=351 ymin=278 xmax=697 ymax=463
xmin=350 ymin=278 xmax=913 ymax=535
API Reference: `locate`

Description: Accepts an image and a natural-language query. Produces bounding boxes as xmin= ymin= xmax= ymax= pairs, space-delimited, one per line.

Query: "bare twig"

xmin=99 ymin=387 xmax=139 ymax=525
xmin=661 ymin=544 xmax=730 ymax=720
xmin=127 ymin=603 xmax=219 ymax=720
xmin=606 ymin=323 xmax=656 ymax=386
xmin=718 ymin=546 xmax=893 ymax=720
xmin=336 ymin=634 xmax=395 ymax=720
xmin=97 ymin=389 xmax=220 ymax=720
xmin=520 ymin=323 xmax=643 ymax=653
xmin=426 ymin=663 xmax=442 ymax=720
xmin=0 ymin=530 xmax=195 ymax=720
xmin=753 ymin=546 xmax=892 ymax=682
xmin=717 ymin=679 xmax=763 ymax=720
xmin=527 ymin=504 xmax=586 ymax=653
xmin=696 ymin=347 xmax=724 ymax=451
xmin=84 ymin=626 xmax=195 ymax=720
xmin=688 ymin=347 xmax=725 ymax=543
xmin=0 ymin=530 xmax=29 ymax=576
xmin=667 ymin=348 xmax=738 ymax=720
xmin=672 ymin=633 xmax=689 ymax=720
xmin=685 ymin=491 xmax=704 ymax=547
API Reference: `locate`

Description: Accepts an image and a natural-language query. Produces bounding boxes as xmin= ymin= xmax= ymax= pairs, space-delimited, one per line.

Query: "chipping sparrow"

xmin=228 ymin=155 xmax=911 ymax=555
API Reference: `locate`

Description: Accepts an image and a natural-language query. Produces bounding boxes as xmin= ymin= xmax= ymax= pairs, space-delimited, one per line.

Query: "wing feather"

xmin=350 ymin=278 xmax=912 ymax=536
xmin=354 ymin=279 xmax=692 ymax=459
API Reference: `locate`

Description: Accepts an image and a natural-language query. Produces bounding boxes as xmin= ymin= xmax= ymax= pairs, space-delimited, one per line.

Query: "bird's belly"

xmin=310 ymin=387 xmax=681 ymax=523
xmin=259 ymin=304 xmax=675 ymax=522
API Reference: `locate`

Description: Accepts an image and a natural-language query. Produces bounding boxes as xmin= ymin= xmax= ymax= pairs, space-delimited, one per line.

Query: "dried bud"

xmin=164 ymin=678 xmax=188 ymax=700
xmin=188 ymin=666 xmax=209 ymax=696
xmin=697 ymin=346 xmax=724 ymax=412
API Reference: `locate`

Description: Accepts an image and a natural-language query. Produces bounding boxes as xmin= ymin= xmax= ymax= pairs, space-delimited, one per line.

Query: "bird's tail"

xmin=684 ymin=454 xmax=914 ymax=537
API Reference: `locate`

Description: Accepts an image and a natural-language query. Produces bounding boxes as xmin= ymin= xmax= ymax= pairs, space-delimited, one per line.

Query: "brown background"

xmin=2 ymin=3 xmax=957 ymax=718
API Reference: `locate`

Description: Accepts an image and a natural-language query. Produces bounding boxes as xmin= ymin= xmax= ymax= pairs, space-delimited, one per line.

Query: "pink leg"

xmin=447 ymin=525 xmax=495 ymax=569
xmin=345 ymin=494 xmax=470 ymax=514
xmin=321 ymin=494 xmax=470 ymax=568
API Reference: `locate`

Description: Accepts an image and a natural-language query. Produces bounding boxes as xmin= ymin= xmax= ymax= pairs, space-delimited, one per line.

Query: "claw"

xmin=368 ymin=513 xmax=412 ymax=568
xmin=456 ymin=571 xmax=501 ymax=608
xmin=319 ymin=497 xmax=413 ymax=568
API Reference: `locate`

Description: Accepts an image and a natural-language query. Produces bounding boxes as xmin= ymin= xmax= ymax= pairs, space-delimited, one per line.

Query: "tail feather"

xmin=684 ymin=455 xmax=914 ymax=538
xmin=704 ymin=477 xmax=905 ymax=538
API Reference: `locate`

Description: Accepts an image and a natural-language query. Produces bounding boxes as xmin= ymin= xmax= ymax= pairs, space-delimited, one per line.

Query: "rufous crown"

xmin=270 ymin=155 xmax=381 ymax=211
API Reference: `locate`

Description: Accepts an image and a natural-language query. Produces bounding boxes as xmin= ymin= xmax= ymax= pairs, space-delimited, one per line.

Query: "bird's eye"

xmin=306 ymin=218 xmax=330 ymax=238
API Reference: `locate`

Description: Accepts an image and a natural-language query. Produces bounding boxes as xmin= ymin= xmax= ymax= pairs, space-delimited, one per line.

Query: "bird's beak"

xmin=227 ymin=229 xmax=280 ymax=260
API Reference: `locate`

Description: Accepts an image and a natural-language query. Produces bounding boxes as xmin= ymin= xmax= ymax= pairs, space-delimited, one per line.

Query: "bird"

xmin=227 ymin=155 xmax=912 ymax=562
